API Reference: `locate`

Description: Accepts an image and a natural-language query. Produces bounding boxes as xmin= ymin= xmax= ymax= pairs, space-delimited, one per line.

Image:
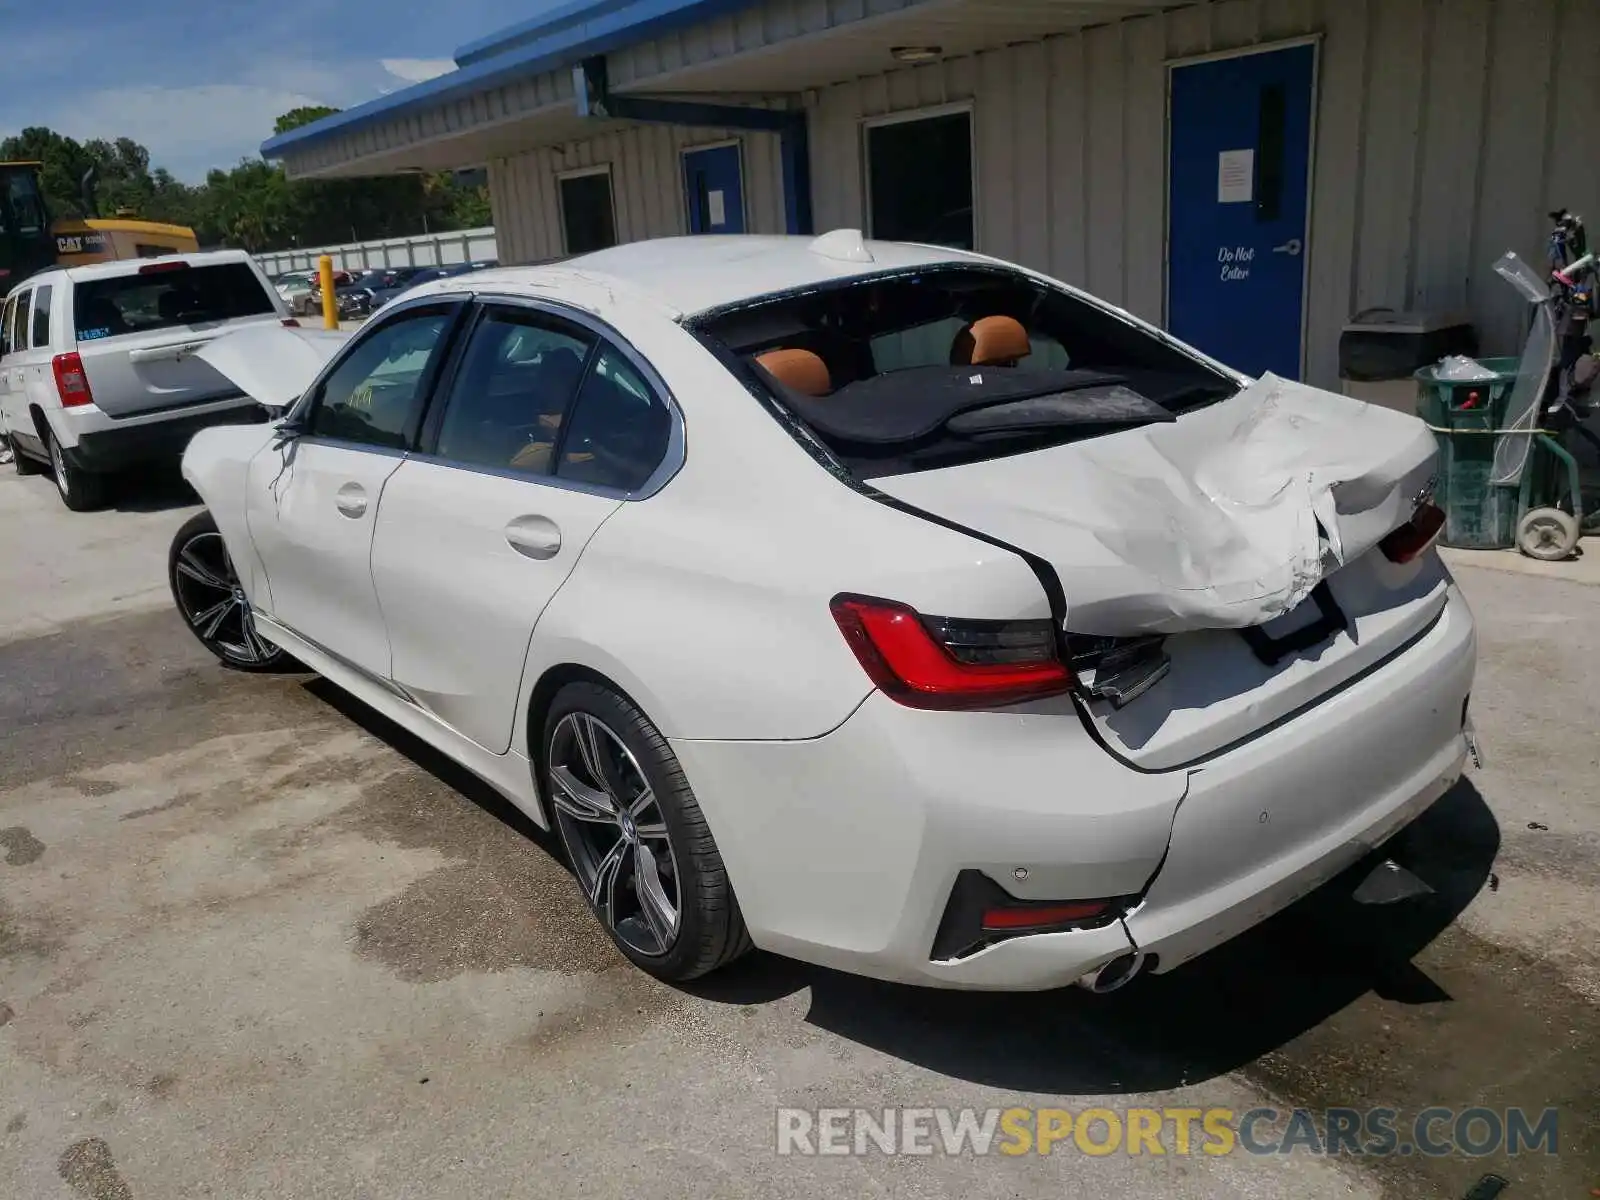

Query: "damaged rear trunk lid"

xmin=873 ymin=375 xmax=1449 ymax=769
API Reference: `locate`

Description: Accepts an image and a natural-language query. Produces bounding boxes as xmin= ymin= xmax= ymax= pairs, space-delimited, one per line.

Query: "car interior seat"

xmin=753 ymin=347 xmax=832 ymax=396
xmin=950 ymin=315 xmax=1031 ymax=367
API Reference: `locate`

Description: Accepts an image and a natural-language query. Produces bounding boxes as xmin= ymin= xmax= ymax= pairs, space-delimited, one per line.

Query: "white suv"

xmin=0 ymin=250 xmax=291 ymax=509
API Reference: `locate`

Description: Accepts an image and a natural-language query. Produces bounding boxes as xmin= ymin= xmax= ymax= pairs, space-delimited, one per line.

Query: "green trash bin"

xmin=1413 ymin=357 xmax=1522 ymax=550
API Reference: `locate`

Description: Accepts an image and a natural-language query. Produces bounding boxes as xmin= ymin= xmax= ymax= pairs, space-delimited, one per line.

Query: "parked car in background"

xmin=295 ymin=270 xmax=354 ymax=317
xmin=170 ymin=231 xmax=1474 ymax=992
xmin=370 ymin=261 xmax=499 ymax=312
xmin=337 ymin=269 xmax=411 ymax=319
xmin=0 ymin=249 xmax=291 ymax=509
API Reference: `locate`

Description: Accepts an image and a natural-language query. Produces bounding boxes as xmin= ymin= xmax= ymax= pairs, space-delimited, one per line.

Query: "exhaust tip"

xmin=1075 ymin=951 xmax=1147 ymax=994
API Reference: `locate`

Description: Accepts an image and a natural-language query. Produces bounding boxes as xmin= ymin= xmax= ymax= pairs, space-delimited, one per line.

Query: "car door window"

xmin=557 ymin=347 xmax=673 ymax=492
xmin=10 ymin=294 xmax=32 ymax=355
xmin=29 ymin=285 xmax=52 ymax=349
xmin=0 ymin=295 xmax=16 ymax=356
xmin=307 ymin=307 xmax=455 ymax=449
xmin=433 ymin=308 xmax=594 ymax=475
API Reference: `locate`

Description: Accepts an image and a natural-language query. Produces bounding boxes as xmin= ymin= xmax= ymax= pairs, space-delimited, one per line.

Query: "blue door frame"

xmin=1166 ymin=40 xmax=1318 ymax=380
xmin=683 ymin=142 xmax=746 ymax=234
xmin=573 ymin=57 xmax=812 ymax=234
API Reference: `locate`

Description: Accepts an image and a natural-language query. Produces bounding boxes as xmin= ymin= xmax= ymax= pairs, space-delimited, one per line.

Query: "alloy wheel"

xmin=49 ymin=435 xmax=70 ymax=500
xmin=548 ymin=711 xmax=681 ymax=957
xmin=172 ymin=530 xmax=278 ymax=666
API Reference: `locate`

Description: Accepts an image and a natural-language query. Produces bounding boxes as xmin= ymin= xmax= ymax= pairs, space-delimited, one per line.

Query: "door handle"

xmin=335 ymin=482 xmax=368 ymax=519
xmin=1272 ymin=238 xmax=1303 ymax=257
xmin=505 ymin=514 xmax=562 ymax=560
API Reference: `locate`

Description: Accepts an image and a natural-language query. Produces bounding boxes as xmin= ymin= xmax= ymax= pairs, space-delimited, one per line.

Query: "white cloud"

xmin=381 ymin=58 xmax=456 ymax=84
xmin=39 ymin=85 xmax=328 ymax=182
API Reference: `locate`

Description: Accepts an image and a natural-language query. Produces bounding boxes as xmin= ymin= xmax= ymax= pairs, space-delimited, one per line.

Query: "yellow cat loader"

xmin=0 ymin=160 xmax=199 ymax=288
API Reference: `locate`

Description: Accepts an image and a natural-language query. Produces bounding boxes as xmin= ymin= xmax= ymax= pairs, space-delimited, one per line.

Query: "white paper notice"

xmin=708 ymin=189 xmax=727 ymax=227
xmin=1218 ymin=149 xmax=1255 ymax=204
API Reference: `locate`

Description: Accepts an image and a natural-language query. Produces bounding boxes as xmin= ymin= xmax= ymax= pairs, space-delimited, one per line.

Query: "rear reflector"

xmin=1380 ymin=502 xmax=1447 ymax=564
xmin=138 ymin=260 xmax=190 ymax=274
xmin=281 ymin=318 xmax=301 ymax=328
xmin=980 ymin=901 xmax=1113 ymax=931
xmin=830 ymin=594 xmax=1074 ymax=709
xmin=51 ymin=353 xmax=94 ymax=408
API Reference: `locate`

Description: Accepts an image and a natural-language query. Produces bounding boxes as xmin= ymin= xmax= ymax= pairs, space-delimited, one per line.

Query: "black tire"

xmin=543 ymin=681 xmax=751 ymax=982
xmin=46 ymin=429 xmax=107 ymax=511
xmin=168 ymin=510 xmax=293 ymax=672
xmin=9 ymin=432 xmax=42 ymax=475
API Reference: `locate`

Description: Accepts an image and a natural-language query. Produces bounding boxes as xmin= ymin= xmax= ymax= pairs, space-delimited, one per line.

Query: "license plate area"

xmin=1237 ymin=581 xmax=1348 ymax=666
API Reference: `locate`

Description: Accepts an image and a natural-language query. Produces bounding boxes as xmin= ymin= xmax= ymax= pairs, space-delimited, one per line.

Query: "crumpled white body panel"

xmin=874 ymin=375 xmax=1439 ymax=636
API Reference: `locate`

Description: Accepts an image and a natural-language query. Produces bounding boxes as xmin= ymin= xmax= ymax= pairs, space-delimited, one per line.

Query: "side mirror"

xmin=269 ymin=409 xmax=304 ymax=448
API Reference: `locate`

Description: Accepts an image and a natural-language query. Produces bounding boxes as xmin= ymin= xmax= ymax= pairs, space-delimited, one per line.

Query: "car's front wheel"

xmin=168 ymin=511 xmax=291 ymax=672
xmin=9 ymin=432 xmax=41 ymax=475
xmin=544 ymin=682 xmax=751 ymax=982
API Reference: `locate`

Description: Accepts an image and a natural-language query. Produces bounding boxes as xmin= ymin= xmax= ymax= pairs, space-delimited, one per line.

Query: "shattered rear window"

xmin=689 ymin=266 xmax=1240 ymax=479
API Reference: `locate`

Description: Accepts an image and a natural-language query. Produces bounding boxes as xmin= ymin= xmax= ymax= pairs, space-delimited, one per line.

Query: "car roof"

xmin=398 ymin=232 xmax=982 ymax=320
xmin=51 ymin=248 xmax=259 ymax=286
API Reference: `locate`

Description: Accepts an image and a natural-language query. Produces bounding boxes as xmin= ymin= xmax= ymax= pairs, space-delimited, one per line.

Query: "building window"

xmin=865 ymin=108 xmax=974 ymax=251
xmin=559 ymin=167 xmax=617 ymax=256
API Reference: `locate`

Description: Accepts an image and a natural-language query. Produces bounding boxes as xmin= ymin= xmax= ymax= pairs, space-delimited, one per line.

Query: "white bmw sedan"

xmin=172 ymin=231 xmax=1476 ymax=992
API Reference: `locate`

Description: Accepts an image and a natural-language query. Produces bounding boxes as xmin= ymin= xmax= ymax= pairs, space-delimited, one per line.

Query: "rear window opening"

xmin=689 ymin=266 xmax=1240 ymax=478
xmin=73 ymin=262 xmax=275 ymax=342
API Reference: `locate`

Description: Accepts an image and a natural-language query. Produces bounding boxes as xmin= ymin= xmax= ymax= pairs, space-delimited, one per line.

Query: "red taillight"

xmin=1380 ymin=502 xmax=1446 ymax=564
xmin=829 ymin=594 xmax=1074 ymax=710
xmin=281 ymin=318 xmax=301 ymax=328
xmin=138 ymin=260 xmax=190 ymax=274
xmin=52 ymin=353 xmax=95 ymax=408
xmin=980 ymin=901 xmax=1113 ymax=931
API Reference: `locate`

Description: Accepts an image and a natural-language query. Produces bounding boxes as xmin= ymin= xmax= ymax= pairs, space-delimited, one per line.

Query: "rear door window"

xmin=73 ymin=262 xmax=275 ymax=342
xmin=556 ymin=348 xmax=672 ymax=491
xmin=29 ymin=285 xmax=52 ymax=349
xmin=432 ymin=308 xmax=594 ymax=476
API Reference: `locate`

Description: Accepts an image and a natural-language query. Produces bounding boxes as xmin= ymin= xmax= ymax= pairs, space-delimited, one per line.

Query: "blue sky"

xmin=0 ymin=0 xmax=553 ymax=181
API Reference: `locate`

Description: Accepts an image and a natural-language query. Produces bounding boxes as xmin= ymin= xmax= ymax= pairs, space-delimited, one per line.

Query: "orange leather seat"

xmin=951 ymin=316 xmax=1031 ymax=367
xmin=755 ymin=348 xmax=832 ymax=397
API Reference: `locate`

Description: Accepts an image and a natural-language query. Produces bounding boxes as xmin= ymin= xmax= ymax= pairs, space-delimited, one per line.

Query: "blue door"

xmin=683 ymin=143 xmax=746 ymax=235
xmin=1168 ymin=44 xmax=1316 ymax=379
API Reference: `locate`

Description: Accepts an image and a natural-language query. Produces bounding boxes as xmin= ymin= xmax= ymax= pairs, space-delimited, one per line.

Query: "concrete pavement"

xmin=1 ymin=465 xmax=1596 ymax=1199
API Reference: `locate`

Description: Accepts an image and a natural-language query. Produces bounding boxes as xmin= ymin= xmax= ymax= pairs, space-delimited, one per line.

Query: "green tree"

xmin=274 ymin=106 xmax=341 ymax=136
xmin=4 ymin=112 xmax=496 ymax=254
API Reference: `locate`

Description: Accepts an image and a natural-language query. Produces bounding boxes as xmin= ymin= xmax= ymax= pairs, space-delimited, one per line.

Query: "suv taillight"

xmin=830 ymin=594 xmax=1074 ymax=709
xmin=1380 ymin=503 xmax=1446 ymax=563
xmin=52 ymin=353 xmax=95 ymax=408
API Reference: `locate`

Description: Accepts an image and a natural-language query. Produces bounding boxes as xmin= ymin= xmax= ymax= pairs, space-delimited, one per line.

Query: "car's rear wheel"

xmin=47 ymin=431 xmax=106 ymax=511
xmin=544 ymin=682 xmax=751 ymax=982
xmin=168 ymin=511 xmax=290 ymax=672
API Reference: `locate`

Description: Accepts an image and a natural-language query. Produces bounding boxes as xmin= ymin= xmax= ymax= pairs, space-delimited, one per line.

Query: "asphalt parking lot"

xmin=1 ymin=464 xmax=1596 ymax=1200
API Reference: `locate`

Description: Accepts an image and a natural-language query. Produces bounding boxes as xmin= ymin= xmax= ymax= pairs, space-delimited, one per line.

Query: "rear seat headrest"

xmin=951 ymin=315 xmax=1031 ymax=367
xmin=754 ymin=347 xmax=832 ymax=397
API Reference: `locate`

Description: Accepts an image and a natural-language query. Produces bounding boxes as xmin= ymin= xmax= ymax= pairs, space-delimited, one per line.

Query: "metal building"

xmin=264 ymin=0 xmax=1600 ymax=388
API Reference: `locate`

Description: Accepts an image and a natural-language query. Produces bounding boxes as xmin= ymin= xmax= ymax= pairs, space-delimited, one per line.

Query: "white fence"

xmin=255 ymin=227 xmax=497 ymax=275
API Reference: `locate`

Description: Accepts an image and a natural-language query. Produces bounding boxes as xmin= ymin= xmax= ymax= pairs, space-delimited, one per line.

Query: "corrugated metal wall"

xmin=483 ymin=0 xmax=1599 ymax=387
xmin=810 ymin=0 xmax=1600 ymax=386
xmin=488 ymin=125 xmax=787 ymax=264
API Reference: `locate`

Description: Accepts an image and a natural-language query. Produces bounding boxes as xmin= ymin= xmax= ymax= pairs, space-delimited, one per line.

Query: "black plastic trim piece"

xmin=930 ymin=869 xmax=1132 ymax=962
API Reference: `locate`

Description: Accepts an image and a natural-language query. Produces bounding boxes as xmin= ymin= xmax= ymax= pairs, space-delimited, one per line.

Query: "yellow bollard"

xmin=318 ymin=255 xmax=339 ymax=330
